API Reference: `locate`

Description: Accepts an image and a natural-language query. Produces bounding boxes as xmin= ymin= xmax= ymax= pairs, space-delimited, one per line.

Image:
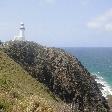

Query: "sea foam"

xmin=92 ymin=73 xmax=112 ymax=97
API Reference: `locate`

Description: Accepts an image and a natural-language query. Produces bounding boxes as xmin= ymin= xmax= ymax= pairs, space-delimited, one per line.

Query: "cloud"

xmin=80 ymin=0 xmax=90 ymax=6
xmin=45 ymin=0 xmax=55 ymax=4
xmin=87 ymin=8 xmax=112 ymax=31
xmin=39 ymin=0 xmax=55 ymax=5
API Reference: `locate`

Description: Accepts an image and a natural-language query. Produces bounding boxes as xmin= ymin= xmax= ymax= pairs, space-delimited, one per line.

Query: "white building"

xmin=14 ymin=22 xmax=25 ymax=41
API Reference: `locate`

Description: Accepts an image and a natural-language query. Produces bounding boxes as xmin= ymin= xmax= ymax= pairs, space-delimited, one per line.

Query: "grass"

xmin=0 ymin=50 xmax=68 ymax=112
xmin=107 ymin=95 xmax=112 ymax=111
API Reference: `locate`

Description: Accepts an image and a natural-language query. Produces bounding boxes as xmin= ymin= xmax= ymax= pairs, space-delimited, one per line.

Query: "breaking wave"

xmin=92 ymin=72 xmax=112 ymax=98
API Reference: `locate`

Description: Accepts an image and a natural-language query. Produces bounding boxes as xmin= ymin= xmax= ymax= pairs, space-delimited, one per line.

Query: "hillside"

xmin=0 ymin=50 xmax=71 ymax=112
xmin=1 ymin=40 xmax=110 ymax=112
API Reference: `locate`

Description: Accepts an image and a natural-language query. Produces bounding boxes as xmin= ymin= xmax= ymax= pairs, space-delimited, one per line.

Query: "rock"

xmin=2 ymin=40 xmax=110 ymax=112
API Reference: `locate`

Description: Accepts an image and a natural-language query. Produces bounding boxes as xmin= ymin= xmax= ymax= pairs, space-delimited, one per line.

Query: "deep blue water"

xmin=63 ymin=47 xmax=112 ymax=86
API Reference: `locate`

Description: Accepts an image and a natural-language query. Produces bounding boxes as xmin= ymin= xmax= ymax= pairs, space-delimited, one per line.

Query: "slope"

xmin=0 ymin=50 xmax=70 ymax=112
xmin=2 ymin=41 xmax=110 ymax=112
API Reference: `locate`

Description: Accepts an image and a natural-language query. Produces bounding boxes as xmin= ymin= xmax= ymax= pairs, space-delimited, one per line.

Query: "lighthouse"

xmin=14 ymin=22 xmax=25 ymax=41
xmin=19 ymin=22 xmax=25 ymax=40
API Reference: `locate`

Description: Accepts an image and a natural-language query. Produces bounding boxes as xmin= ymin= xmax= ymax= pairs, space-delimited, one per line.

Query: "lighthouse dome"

xmin=20 ymin=22 xmax=24 ymax=25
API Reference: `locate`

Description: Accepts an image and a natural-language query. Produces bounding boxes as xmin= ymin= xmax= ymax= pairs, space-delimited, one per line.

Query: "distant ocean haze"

xmin=63 ymin=47 xmax=112 ymax=97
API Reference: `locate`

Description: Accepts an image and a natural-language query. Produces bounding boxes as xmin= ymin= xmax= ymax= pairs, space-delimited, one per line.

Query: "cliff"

xmin=1 ymin=41 xmax=110 ymax=112
xmin=0 ymin=50 xmax=72 ymax=112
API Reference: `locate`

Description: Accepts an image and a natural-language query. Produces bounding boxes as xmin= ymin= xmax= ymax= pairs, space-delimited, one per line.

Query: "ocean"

xmin=64 ymin=47 xmax=112 ymax=97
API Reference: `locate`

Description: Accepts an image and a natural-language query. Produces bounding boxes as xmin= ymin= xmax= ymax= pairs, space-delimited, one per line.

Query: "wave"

xmin=92 ymin=72 xmax=112 ymax=98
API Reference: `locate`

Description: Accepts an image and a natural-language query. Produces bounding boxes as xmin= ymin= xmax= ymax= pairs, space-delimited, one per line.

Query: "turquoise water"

xmin=64 ymin=47 xmax=112 ymax=87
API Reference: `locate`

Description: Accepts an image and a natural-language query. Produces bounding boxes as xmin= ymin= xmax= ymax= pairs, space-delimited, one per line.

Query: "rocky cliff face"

xmin=2 ymin=41 xmax=110 ymax=112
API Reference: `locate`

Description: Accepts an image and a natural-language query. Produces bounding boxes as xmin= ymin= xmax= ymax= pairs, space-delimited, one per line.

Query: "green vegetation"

xmin=0 ymin=41 xmax=110 ymax=112
xmin=0 ymin=50 xmax=67 ymax=112
xmin=2 ymin=41 xmax=110 ymax=112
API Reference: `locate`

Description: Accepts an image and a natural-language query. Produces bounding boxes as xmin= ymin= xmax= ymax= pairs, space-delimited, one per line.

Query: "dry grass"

xmin=0 ymin=50 xmax=69 ymax=112
xmin=107 ymin=95 xmax=112 ymax=112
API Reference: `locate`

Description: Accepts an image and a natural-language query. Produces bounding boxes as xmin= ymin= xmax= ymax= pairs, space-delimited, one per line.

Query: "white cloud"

xmin=105 ymin=23 xmax=112 ymax=31
xmin=39 ymin=0 xmax=55 ymax=5
xmin=45 ymin=0 xmax=55 ymax=4
xmin=87 ymin=8 xmax=112 ymax=31
xmin=87 ymin=22 xmax=101 ymax=29
xmin=80 ymin=0 xmax=90 ymax=6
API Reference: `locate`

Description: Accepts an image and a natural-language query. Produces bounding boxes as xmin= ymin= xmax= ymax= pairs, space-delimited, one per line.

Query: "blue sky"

xmin=0 ymin=0 xmax=112 ymax=47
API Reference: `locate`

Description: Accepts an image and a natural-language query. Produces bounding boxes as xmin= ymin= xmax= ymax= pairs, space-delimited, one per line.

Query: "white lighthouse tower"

xmin=14 ymin=22 xmax=25 ymax=41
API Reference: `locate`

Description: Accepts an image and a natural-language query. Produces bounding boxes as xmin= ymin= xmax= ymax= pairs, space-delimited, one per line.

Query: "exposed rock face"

xmin=2 ymin=41 xmax=110 ymax=112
